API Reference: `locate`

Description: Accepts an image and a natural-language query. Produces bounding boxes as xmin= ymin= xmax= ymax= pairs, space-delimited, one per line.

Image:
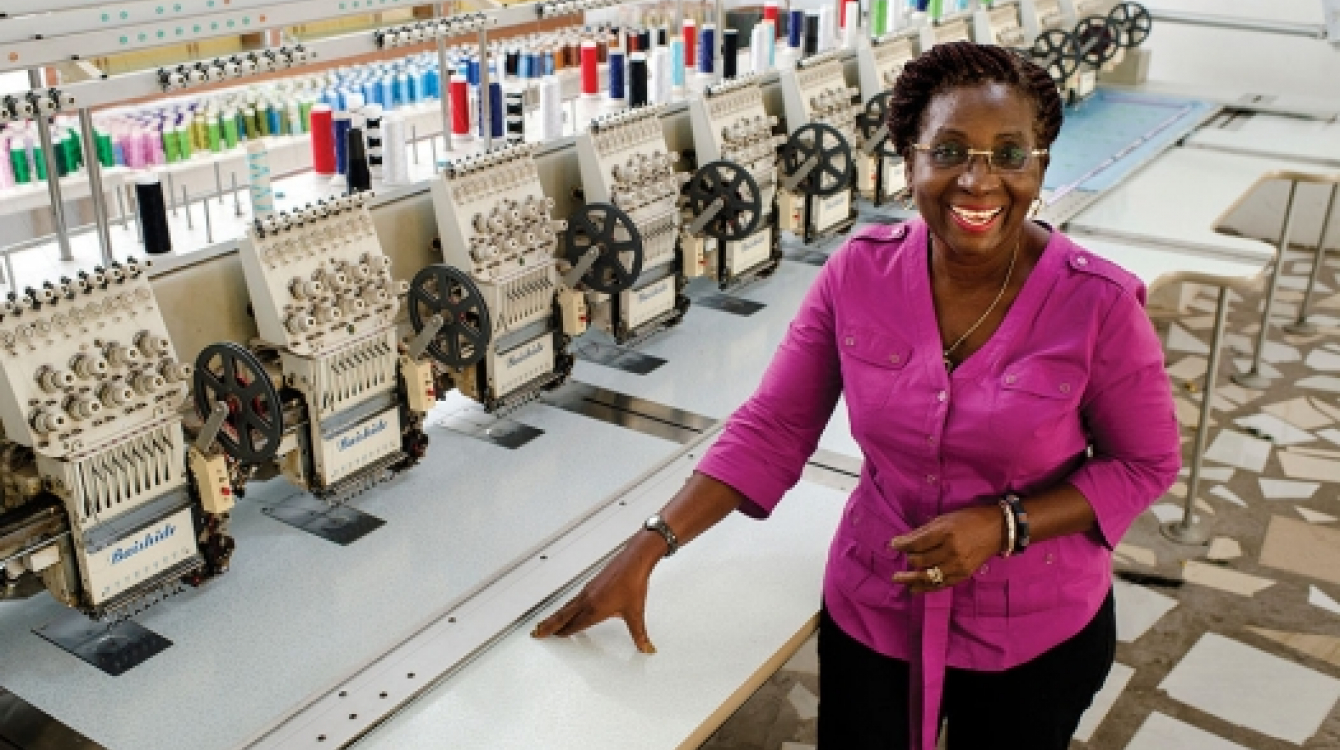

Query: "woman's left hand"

xmin=890 ymin=505 xmax=1006 ymax=594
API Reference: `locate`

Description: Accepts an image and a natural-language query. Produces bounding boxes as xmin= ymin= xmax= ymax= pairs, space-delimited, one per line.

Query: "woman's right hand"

xmin=530 ymin=536 xmax=663 ymax=654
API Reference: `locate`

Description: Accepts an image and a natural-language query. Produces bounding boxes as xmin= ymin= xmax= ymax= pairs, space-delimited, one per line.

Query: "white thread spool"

xmin=751 ymin=24 xmax=769 ymax=74
xmin=652 ymin=47 xmax=673 ymax=104
xmin=843 ymin=2 xmax=860 ymax=48
xmin=382 ymin=113 xmax=410 ymax=185
xmin=819 ymin=7 xmax=836 ymax=51
xmin=539 ymin=75 xmax=564 ymax=140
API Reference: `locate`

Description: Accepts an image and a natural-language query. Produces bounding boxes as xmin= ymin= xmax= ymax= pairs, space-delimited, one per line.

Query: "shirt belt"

xmin=910 ymin=587 xmax=954 ymax=750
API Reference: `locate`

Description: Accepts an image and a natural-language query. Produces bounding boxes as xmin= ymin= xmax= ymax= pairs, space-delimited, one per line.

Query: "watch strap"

xmin=644 ymin=515 xmax=679 ymax=557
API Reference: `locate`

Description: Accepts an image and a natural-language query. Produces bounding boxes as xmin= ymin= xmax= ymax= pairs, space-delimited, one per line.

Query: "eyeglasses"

xmin=911 ymin=142 xmax=1049 ymax=173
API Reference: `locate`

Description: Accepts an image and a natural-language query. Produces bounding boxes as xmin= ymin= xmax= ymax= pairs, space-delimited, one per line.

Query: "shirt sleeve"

xmin=696 ymin=249 xmax=847 ymax=519
xmin=1067 ymin=283 xmax=1182 ymax=548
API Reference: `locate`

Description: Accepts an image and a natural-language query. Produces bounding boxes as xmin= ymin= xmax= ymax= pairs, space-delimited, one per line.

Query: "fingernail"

xmin=640 ymin=642 xmax=657 ymax=655
xmin=530 ymin=627 xmax=542 ymax=638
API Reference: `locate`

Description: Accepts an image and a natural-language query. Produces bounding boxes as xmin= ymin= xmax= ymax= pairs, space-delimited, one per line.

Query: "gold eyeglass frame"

xmin=910 ymin=143 xmax=1050 ymax=173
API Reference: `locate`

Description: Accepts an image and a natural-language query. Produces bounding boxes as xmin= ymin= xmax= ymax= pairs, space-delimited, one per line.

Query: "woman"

xmin=534 ymin=42 xmax=1180 ymax=749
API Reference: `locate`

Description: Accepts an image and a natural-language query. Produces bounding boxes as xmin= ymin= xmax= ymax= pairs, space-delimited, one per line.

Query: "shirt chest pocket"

xmin=838 ymin=327 xmax=914 ymax=411
xmin=990 ymin=361 xmax=1086 ymax=441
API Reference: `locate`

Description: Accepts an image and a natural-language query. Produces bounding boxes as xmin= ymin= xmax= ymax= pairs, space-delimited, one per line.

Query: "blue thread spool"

xmin=699 ymin=25 xmax=716 ymax=74
xmin=609 ymin=50 xmax=626 ymax=101
xmin=789 ymin=9 xmax=805 ymax=48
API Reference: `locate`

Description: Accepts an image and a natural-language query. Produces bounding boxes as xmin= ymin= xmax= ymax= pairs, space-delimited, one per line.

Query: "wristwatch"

xmin=643 ymin=514 xmax=680 ymax=557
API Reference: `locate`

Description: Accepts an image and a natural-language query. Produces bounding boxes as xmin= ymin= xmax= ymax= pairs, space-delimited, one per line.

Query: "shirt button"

xmin=927 ymin=435 xmax=936 ymax=444
xmin=1046 ymin=553 xmax=1055 ymax=564
xmin=936 ymin=390 xmax=947 ymax=402
xmin=889 ymin=354 xmax=900 ymax=364
xmin=1004 ymin=373 xmax=1018 ymax=384
xmin=926 ymin=474 xmax=937 ymax=483
xmin=1060 ymin=382 xmax=1071 ymax=394
xmin=979 ymin=564 xmax=989 ymax=575
xmin=1076 ymin=255 xmax=1088 ymax=266
xmin=844 ymin=337 xmax=855 ymax=346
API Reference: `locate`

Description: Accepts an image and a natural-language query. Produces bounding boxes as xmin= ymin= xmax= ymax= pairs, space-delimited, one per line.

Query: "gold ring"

xmin=926 ymin=566 xmax=945 ymax=586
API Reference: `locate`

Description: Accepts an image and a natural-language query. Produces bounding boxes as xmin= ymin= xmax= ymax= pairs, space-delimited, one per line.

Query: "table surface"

xmin=1184 ymin=111 xmax=1340 ymax=168
xmin=1065 ymin=147 xmax=1306 ymax=264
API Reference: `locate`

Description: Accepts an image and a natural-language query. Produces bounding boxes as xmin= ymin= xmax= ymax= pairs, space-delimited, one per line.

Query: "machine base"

xmin=262 ymin=494 xmax=385 ymax=545
xmin=435 ymin=401 xmax=545 ymax=450
xmin=575 ymin=342 xmax=667 ymax=375
xmin=34 ymin=611 xmax=172 ymax=677
xmin=690 ymin=294 xmax=766 ymax=316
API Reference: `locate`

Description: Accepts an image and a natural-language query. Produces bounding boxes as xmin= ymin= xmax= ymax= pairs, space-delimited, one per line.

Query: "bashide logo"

xmin=338 ymin=419 xmax=388 ymax=451
xmin=739 ymin=232 xmax=767 ymax=252
xmin=820 ymin=193 xmax=847 ymax=211
xmin=637 ymin=280 xmax=670 ymax=303
xmin=109 ymin=523 xmax=176 ymax=565
xmin=505 ymin=341 xmax=546 ymax=368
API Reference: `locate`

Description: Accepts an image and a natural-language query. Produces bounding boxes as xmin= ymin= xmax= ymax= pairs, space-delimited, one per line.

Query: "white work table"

xmin=1185 ymin=111 xmax=1340 ymax=169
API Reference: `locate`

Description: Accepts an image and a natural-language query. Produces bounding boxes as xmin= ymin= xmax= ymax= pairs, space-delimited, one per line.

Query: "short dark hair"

xmin=888 ymin=41 xmax=1064 ymax=158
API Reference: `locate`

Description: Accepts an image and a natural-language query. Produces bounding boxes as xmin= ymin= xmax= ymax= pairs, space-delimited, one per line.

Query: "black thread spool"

xmin=346 ymin=127 xmax=372 ymax=193
xmin=804 ymin=12 xmax=821 ymax=57
xmin=629 ymin=53 xmax=649 ymax=107
xmin=134 ymin=173 xmax=173 ymax=255
xmin=722 ymin=29 xmax=739 ymax=79
xmin=505 ymin=90 xmax=526 ymax=144
xmin=657 ymin=27 xmax=668 ymax=46
xmin=638 ymin=29 xmax=652 ymax=51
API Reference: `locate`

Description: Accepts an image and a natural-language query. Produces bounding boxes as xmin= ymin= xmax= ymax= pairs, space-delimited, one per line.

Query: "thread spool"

xmin=383 ymin=113 xmax=410 ymax=185
xmin=333 ymin=111 xmax=351 ymax=186
xmin=629 ymin=53 xmax=649 ymax=107
xmin=652 ymin=47 xmax=672 ymax=103
xmin=819 ymin=7 xmax=836 ymax=51
xmin=670 ymin=38 xmax=686 ymax=90
xmin=247 ymin=140 xmax=275 ymax=217
xmin=764 ymin=1 xmax=779 ymax=26
xmin=789 ymin=10 xmax=806 ymax=49
xmin=751 ymin=25 xmax=769 ymax=74
xmin=450 ymin=75 xmax=471 ymax=137
xmin=364 ymin=105 xmax=384 ymax=180
xmin=804 ymin=12 xmax=821 ymax=56
xmin=722 ymin=28 xmax=738 ymax=79
xmin=505 ymin=90 xmax=525 ymax=144
xmin=683 ymin=20 xmax=698 ymax=72
xmin=638 ymin=30 xmax=652 ymax=51
xmin=609 ymin=50 xmax=627 ymax=104
xmin=311 ymin=104 xmax=336 ymax=174
xmin=699 ymin=24 xmax=716 ymax=76
xmin=478 ymin=81 xmax=503 ymax=138
xmin=873 ymin=0 xmax=889 ymax=35
xmin=539 ymin=75 xmax=564 ymax=140
xmin=843 ymin=2 xmax=860 ymax=46
xmin=580 ymin=41 xmax=600 ymax=96
xmin=135 ymin=173 xmax=173 ymax=255
xmin=0 ymin=140 xmax=14 ymax=190
xmin=346 ymin=127 xmax=371 ymax=193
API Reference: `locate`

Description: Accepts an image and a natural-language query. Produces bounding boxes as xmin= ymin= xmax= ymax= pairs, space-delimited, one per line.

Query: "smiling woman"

xmin=532 ymin=41 xmax=1180 ymax=750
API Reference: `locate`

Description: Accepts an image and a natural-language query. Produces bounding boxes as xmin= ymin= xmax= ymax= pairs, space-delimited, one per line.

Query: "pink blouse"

xmin=697 ymin=219 xmax=1180 ymax=750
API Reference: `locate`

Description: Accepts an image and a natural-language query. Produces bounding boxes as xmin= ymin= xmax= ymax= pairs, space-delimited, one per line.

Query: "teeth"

xmin=952 ymin=206 xmax=1003 ymax=224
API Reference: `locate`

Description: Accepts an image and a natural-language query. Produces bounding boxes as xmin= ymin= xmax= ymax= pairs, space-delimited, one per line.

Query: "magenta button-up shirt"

xmin=697 ymin=219 xmax=1180 ymax=750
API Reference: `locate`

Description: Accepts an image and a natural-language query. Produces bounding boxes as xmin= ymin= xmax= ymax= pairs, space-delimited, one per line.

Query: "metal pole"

xmin=1285 ymin=182 xmax=1340 ymax=335
xmin=182 ymin=186 xmax=194 ymax=230
xmin=479 ymin=27 xmax=494 ymax=152
xmin=232 ymin=173 xmax=242 ymax=217
xmin=1162 ymin=284 xmax=1229 ymax=545
xmin=77 ymin=108 xmax=115 ymax=267
xmin=203 ymin=195 xmax=214 ymax=244
xmin=30 ymin=69 xmax=74 ymax=262
xmin=716 ymin=0 xmax=725 ymax=81
xmin=167 ymin=172 xmax=179 ymax=217
xmin=115 ymin=184 xmax=129 ymax=230
xmin=412 ymin=125 xmax=421 ymax=165
xmin=214 ymin=162 xmax=226 ymax=204
xmin=1234 ymin=179 xmax=1299 ymax=389
xmin=437 ymin=2 xmax=454 ymax=153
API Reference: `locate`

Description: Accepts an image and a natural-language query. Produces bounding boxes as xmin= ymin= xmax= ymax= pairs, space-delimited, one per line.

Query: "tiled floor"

xmin=700 ymin=249 xmax=1340 ymax=750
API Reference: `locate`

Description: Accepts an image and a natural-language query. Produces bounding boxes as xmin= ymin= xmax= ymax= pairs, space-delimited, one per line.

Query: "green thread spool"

xmin=244 ymin=108 xmax=259 ymax=139
xmin=33 ymin=145 xmax=47 ymax=181
xmin=177 ymin=126 xmax=193 ymax=160
xmin=300 ymin=101 xmax=313 ymax=134
xmin=223 ymin=112 xmax=240 ymax=149
xmin=10 ymin=144 xmax=31 ymax=185
xmin=873 ymin=0 xmax=889 ymax=35
xmin=95 ymin=131 xmax=115 ymax=167
xmin=164 ymin=128 xmax=181 ymax=163
xmin=207 ymin=119 xmax=222 ymax=153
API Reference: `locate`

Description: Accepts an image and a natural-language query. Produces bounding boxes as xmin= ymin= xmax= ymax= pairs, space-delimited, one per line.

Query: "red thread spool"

xmin=763 ymin=1 xmax=779 ymax=24
xmin=449 ymin=75 xmax=470 ymax=135
xmin=309 ymin=104 xmax=336 ymax=175
xmin=580 ymin=41 xmax=600 ymax=95
xmin=683 ymin=20 xmax=697 ymax=71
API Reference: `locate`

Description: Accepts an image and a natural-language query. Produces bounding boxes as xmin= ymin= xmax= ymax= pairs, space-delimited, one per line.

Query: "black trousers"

xmin=817 ymin=590 xmax=1116 ymax=750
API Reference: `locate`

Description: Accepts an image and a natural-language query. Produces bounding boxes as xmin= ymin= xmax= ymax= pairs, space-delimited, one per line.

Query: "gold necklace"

xmin=942 ymin=239 xmax=1020 ymax=373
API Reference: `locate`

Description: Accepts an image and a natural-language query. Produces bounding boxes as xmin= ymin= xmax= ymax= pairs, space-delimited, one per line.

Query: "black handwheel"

xmin=564 ymin=203 xmax=643 ymax=294
xmin=1108 ymin=1 xmax=1152 ymax=48
xmin=858 ymin=92 xmax=898 ymax=160
xmin=782 ymin=123 xmax=854 ymax=198
xmin=193 ymin=343 xmax=283 ymax=464
xmin=1074 ymin=16 xmax=1121 ymax=67
xmin=684 ymin=161 xmax=763 ymax=242
xmin=408 ymin=264 xmax=492 ymax=369
xmin=1031 ymin=28 xmax=1081 ymax=87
